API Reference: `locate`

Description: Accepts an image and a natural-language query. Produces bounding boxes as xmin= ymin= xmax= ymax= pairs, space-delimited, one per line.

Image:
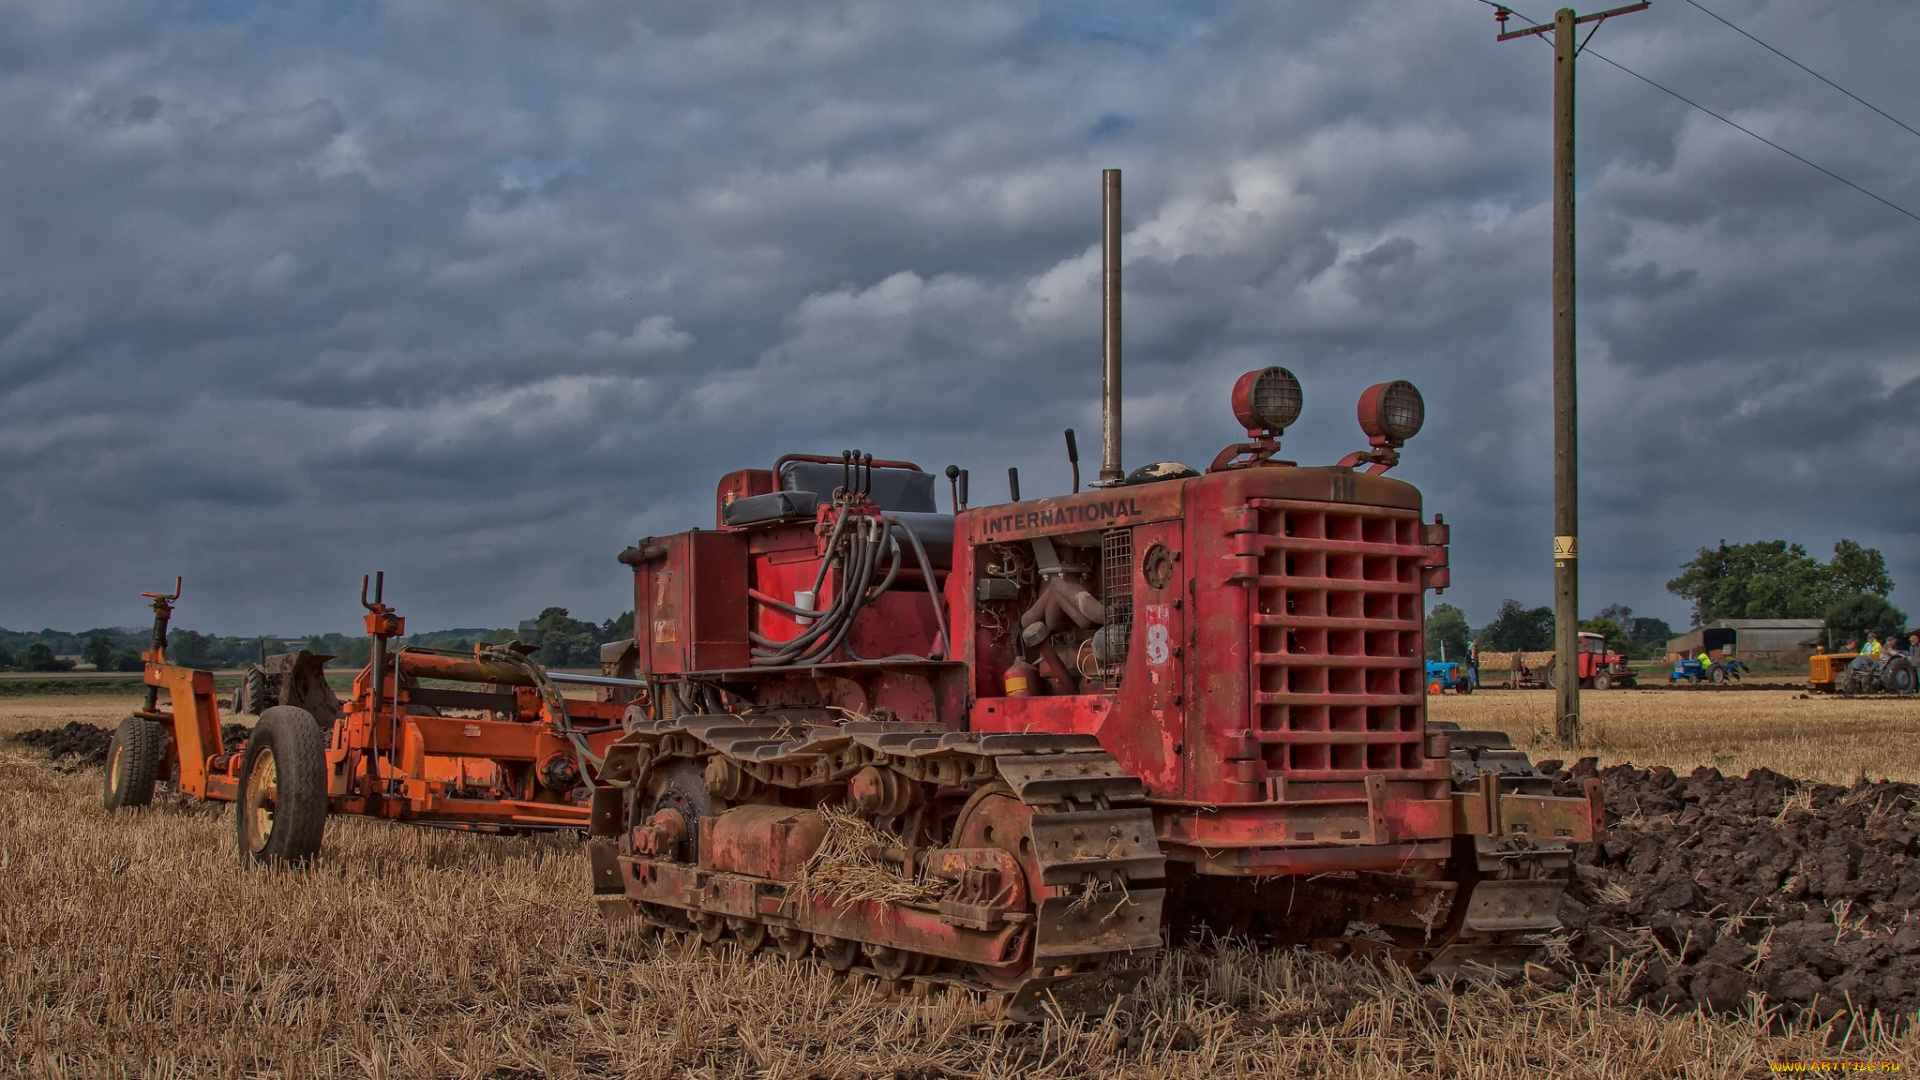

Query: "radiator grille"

xmin=1100 ymin=528 xmax=1133 ymax=681
xmin=1242 ymin=501 xmax=1425 ymax=780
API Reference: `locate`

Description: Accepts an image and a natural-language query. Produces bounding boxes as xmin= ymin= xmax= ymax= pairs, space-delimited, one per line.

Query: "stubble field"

xmin=1429 ymin=688 xmax=1920 ymax=785
xmin=2 ymin=692 xmax=1916 ymax=1078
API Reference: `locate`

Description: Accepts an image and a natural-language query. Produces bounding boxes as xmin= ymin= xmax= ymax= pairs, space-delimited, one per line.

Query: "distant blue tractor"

xmin=1425 ymin=659 xmax=1475 ymax=694
xmin=1669 ymin=657 xmax=1748 ymax=685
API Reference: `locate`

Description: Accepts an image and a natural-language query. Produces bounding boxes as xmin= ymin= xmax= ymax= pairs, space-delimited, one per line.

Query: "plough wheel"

xmin=103 ymin=715 xmax=163 ymax=811
xmin=236 ymin=706 xmax=328 ymax=866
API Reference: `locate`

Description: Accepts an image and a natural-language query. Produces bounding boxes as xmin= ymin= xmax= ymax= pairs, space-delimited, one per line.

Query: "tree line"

xmin=0 ymin=607 xmax=637 ymax=673
xmin=1425 ymin=538 xmax=1904 ymax=661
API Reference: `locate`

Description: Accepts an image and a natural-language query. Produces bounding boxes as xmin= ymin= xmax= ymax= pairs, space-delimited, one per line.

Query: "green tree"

xmin=601 ymin=610 xmax=634 ymax=643
xmin=167 ymin=629 xmax=213 ymax=670
xmin=1578 ymin=617 xmax=1629 ymax=657
xmin=109 ymin=648 xmax=144 ymax=672
xmin=1479 ymin=600 xmax=1555 ymax=652
xmin=1825 ymin=540 xmax=1894 ymax=598
xmin=1823 ymin=593 xmax=1906 ymax=645
xmin=82 ymin=635 xmax=114 ymax=670
xmin=21 ymin=642 xmax=73 ymax=672
xmin=1627 ymin=616 xmax=1674 ymax=647
xmin=0 ymin=643 xmax=13 ymax=670
xmin=518 ymin=607 xmax=601 ymax=668
xmin=1425 ymin=603 xmax=1470 ymax=661
xmin=1667 ymin=539 xmax=1895 ymax=625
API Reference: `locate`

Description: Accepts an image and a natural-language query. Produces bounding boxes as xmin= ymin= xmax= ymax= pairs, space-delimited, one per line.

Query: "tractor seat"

xmin=780 ymin=461 xmax=938 ymax=513
xmin=721 ymin=490 xmax=820 ymax=527
xmin=885 ymin=511 xmax=954 ymax=570
xmin=721 ymin=463 xmax=952 ymax=567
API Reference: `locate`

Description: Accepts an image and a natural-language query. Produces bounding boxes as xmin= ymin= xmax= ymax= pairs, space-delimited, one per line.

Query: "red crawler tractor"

xmin=588 ymin=176 xmax=1600 ymax=1020
xmin=104 ymin=575 xmax=639 ymax=863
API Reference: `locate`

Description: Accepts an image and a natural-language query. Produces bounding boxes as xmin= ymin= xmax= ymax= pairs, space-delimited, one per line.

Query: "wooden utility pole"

xmin=1496 ymin=3 xmax=1648 ymax=748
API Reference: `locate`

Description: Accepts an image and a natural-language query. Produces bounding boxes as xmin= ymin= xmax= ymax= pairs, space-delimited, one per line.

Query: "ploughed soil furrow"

xmin=9 ymin=721 xmax=114 ymax=764
xmin=8 ymin=720 xmax=250 ymax=767
xmin=1541 ymin=758 xmax=1920 ymax=1028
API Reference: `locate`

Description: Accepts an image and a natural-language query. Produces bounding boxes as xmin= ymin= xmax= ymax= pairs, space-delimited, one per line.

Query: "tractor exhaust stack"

xmin=1099 ymin=168 xmax=1124 ymax=486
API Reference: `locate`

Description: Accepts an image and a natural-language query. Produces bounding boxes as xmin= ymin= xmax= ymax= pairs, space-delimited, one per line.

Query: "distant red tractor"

xmin=1545 ymin=632 xmax=1637 ymax=690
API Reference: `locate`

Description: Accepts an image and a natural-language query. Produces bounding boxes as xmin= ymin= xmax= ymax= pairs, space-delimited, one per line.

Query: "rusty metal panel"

xmin=1027 ymin=808 xmax=1164 ymax=885
xmin=1460 ymin=879 xmax=1563 ymax=933
xmin=638 ymin=531 xmax=752 ymax=674
xmin=1423 ymin=943 xmax=1541 ymax=979
xmin=1452 ymin=790 xmax=1600 ymax=843
xmin=686 ymin=531 xmax=752 ymax=671
xmin=1032 ymin=888 xmax=1164 ymax=959
xmin=587 ymin=839 xmax=624 ymax=894
xmin=964 ymin=485 xmax=1184 ymax=545
xmin=702 ymin=805 xmax=827 ymax=882
xmin=1003 ymin=967 xmax=1149 ymax=1023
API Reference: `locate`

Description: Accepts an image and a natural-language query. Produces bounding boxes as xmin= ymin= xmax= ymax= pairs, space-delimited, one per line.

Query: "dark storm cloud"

xmin=1 ymin=0 xmax=1916 ymax=635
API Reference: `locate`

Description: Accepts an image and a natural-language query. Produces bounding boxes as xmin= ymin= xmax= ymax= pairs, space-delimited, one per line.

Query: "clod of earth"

xmin=9 ymin=722 xmax=114 ymax=766
xmin=9 ymin=721 xmax=252 ymax=767
xmin=1538 ymin=757 xmax=1920 ymax=1030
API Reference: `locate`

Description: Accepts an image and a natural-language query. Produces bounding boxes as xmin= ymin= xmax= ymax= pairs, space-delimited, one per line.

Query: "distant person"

xmin=1697 ymin=648 xmax=1711 ymax=669
xmin=1467 ymin=639 xmax=1480 ymax=687
xmin=1909 ymin=633 xmax=1919 ymax=657
xmin=1890 ymin=635 xmax=1910 ymax=657
xmin=1847 ymin=632 xmax=1884 ymax=676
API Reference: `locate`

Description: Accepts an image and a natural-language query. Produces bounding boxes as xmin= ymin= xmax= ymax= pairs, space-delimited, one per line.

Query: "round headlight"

xmin=1230 ymin=366 xmax=1303 ymax=433
xmin=1359 ymin=380 xmax=1424 ymax=442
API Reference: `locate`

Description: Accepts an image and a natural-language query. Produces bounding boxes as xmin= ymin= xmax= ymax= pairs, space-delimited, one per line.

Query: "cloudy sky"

xmin=3 ymin=0 xmax=1916 ymax=637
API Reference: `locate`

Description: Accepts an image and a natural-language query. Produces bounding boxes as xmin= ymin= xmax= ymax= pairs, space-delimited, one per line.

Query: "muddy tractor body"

xmin=104 ymin=576 xmax=638 ymax=863
xmin=591 ymin=365 xmax=1603 ymax=1018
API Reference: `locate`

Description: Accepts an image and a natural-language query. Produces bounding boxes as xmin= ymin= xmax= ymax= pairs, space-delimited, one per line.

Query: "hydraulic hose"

xmin=884 ymin=515 xmax=951 ymax=660
xmin=749 ymin=516 xmax=874 ymax=664
xmin=751 ymin=514 xmax=902 ymax=666
xmin=474 ymin=644 xmax=605 ymax=773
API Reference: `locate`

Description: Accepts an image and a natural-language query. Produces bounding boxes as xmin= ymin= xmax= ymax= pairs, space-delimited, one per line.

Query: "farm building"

xmin=1666 ymin=618 xmax=1826 ymax=665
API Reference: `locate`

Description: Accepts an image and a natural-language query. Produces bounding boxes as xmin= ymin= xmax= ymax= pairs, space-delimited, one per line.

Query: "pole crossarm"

xmin=1495 ymin=1 xmax=1648 ymax=41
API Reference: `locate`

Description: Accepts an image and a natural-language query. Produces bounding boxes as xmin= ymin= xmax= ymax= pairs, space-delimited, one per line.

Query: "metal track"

xmin=591 ymin=714 xmax=1166 ymax=1020
xmin=1401 ymin=723 xmax=1575 ymax=976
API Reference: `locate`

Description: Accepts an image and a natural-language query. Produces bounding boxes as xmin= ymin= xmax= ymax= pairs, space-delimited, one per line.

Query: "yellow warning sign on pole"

xmin=1553 ymin=535 xmax=1578 ymax=561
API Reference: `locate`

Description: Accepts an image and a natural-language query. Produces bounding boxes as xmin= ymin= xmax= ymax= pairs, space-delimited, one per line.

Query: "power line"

xmin=1472 ymin=0 xmax=1920 ymax=226
xmin=1579 ymin=50 xmax=1920 ymax=225
xmin=1679 ymin=0 xmax=1920 ymax=144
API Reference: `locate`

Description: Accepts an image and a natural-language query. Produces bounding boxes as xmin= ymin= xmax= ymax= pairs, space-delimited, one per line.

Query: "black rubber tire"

xmin=1594 ymin=671 xmax=1612 ymax=691
xmin=1709 ymin=665 xmax=1728 ymax=685
xmin=103 ymin=716 xmax=164 ymax=811
xmin=242 ymin=665 xmax=274 ymax=715
xmin=236 ymin=706 xmax=328 ymax=866
xmin=1543 ymin=661 xmax=1557 ymax=690
xmin=1882 ymin=657 xmax=1916 ymax=695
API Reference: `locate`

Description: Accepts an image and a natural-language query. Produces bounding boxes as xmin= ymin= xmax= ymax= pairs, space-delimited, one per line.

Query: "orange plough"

xmin=105 ymin=574 xmax=639 ymax=864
